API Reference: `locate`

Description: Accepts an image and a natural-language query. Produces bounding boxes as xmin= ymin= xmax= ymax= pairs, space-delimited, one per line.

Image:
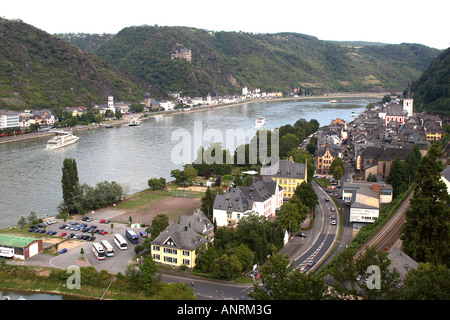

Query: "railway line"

xmin=355 ymin=190 xmax=414 ymax=258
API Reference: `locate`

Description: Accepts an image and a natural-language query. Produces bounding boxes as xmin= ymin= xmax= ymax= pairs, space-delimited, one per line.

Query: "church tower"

xmin=108 ymin=95 xmax=114 ymax=108
xmin=403 ymin=82 xmax=414 ymax=118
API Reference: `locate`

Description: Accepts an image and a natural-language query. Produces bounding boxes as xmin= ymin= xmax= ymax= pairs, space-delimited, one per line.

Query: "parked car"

xmin=58 ymin=248 xmax=67 ymax=254
xmin=59 ymin=224 xmax=66 ymax=229
xmin=59 ymin=232 xmax=67 ymax=237
xmin=296 ymin=232 xmax=307 ymax=238
xmin=140 ymin=231 xmax=148 ymax=238
xmin=331 ymin=220 xmax=336 ymax=225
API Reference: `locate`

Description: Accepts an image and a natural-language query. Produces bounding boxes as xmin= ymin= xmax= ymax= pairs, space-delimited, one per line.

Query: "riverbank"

xmin=0 ymin=92 xmax=386 ymax=145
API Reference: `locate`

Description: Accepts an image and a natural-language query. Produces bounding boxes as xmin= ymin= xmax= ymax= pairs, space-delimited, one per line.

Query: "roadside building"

xmin=150 ymin=223 xmax=208 ymax=269
xmin=0 ymin=234 xmax=43 ymax=260
xmin=342 ymin=182 xmax=393 ymax=225
xmin=260 ymin=157 xmax=307 ymax=201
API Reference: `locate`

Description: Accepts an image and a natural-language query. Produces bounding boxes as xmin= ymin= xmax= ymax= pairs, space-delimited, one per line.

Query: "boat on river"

xmin=255 ymin=116 xmax=266 ymax=128
xmin=45 ymin=131 xmax=79 ymax=150
xmin=128 ymin=119 xmax=141 ymax=126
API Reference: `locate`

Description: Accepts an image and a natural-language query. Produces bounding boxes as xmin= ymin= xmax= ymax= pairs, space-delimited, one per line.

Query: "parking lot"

xmin=25 ymin=215 xmax=147 ymax=274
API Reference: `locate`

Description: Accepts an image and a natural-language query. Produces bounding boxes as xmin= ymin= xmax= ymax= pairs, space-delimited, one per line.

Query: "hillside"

xmin=411 ymin=47 xmax=450 ymax=115
xmin=94 ymin=25 xmax=441 ymax=97
xmin=0 ymin=18 xmax=164 ymax=110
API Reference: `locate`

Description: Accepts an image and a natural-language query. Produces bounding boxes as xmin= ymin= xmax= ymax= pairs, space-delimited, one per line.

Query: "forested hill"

xmin=411 ymin=47 xmax=450 ymax=115
xmin=0 ymin=18 xmax=164 ymax=110
xmin=94 ymin=25 xmax=441 ymax=97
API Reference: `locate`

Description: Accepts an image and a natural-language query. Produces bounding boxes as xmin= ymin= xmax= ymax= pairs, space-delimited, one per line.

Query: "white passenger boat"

xmin=45 ymin=132 xmax=79 ymax=150
xmin=128 ymin=119 xmax=141 ymax=126
xmin=255 ymin=116 xmax=266 ymax=128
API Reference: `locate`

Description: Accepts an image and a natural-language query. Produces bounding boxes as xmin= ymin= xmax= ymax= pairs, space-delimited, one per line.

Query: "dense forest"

xmin=0 ymin=18 xmax=443 ymax=110
xmin=94 ymin=26 xmax=441 ymax=97
xmin=411 ymin=47 xmax=450 ymax=115
xmin=0 ymin=18 xmax=165 ymax=110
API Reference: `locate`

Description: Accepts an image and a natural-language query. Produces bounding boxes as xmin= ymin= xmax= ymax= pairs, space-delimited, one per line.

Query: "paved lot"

xmin=12 ymin=209 xmax=147 ymax=275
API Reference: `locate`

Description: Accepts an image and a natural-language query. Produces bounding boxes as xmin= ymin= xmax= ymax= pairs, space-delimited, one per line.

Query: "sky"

xmin=1 ymin=0 xmax=449 ymax=49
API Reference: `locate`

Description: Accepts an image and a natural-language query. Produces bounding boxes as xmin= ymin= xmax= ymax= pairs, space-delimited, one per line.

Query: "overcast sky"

xmin=2 ymin=0 xmax=449 ymax=49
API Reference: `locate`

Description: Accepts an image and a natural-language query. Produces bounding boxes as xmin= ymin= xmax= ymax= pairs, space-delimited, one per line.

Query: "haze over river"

xmin=0 ymin=98 xmax=375 ymax=229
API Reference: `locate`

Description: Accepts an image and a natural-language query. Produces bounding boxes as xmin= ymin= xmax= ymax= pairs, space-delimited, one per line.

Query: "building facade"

xmin=0 ymin=234 xmax=43 ymax=260
xmin=0 ymin=110 xmax=20 ymax=129
xmin=150 ymin=223 xmax=208 ymax=269
xmin=260 ymin=158 xmax=307 ymax=201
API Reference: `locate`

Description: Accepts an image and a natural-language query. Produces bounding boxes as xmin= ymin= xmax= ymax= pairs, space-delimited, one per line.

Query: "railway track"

xmin=355 ymin=191 xmax=414 ymax=258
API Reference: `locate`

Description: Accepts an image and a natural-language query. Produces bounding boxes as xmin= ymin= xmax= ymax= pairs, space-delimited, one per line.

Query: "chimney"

xmin=372 ymin=184 xmax=381 ymax=196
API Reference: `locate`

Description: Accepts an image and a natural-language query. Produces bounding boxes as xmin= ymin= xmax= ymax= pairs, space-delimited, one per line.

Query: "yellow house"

xmin=150 ymin=223 xmax=208 ymax=269
xmin=260 ymin=157 xmax=307 ymax=201
xmin=317 ymin=147 xmax=337 ymax=174
xmin=425 ymin=126 xmax=443 ymax=141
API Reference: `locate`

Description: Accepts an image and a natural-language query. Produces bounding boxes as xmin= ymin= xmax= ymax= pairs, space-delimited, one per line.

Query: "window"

xmin=164 ymin=256 xmax=178 ymax=264
xmin=153 ymin=245 xmax=160 ymax=251
xmin=183 ymin=259 xmax=190 ymax=266
xmin=153 ymin=254 xmax=160 ymax=260
xmin=183 ymin=250 xmax=190 ymax=256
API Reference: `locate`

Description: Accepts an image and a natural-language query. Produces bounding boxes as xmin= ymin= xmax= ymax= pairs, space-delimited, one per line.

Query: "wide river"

xmin=0 ymin=98 xmax=375 ymax=229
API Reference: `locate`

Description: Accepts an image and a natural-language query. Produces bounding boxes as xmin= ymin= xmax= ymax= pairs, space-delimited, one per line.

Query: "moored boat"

xmin=128 ymin=119 xmax=141 ymax=126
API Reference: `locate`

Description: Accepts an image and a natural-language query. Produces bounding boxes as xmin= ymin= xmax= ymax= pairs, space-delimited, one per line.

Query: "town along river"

xmin=0 ymin=98 xmax=375 ymax=228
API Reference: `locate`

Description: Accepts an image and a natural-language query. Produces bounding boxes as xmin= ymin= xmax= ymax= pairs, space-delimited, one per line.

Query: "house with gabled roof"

xmin=150 ymin=223 xmax=209 ymax=269
xmin=213 ymin=176 xmax=283 ymax=227
xmin=260 ymin=157 xmax=306 ymax=201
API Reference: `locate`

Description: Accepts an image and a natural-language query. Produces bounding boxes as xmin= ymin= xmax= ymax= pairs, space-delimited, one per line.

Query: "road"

xmin=290 ymin=181 xmax=339 ymax=272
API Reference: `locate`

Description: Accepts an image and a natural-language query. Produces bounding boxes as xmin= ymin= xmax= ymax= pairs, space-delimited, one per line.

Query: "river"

xmin=0 ymin=98 xmax=375 ymax=229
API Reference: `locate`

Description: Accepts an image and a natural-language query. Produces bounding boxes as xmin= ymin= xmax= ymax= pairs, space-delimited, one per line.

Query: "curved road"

xmin=291 ymin=182 xmax=339 ymax=272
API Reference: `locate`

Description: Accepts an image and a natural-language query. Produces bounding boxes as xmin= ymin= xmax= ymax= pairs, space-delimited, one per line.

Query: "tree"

xmin=200 ymin=187 xmax=215 ymax=220
xmin=148 ymin=214 xmax=169 ymax=241
xmin=404 ymin=144 xmax=421 ymax=184
xmin=275 ymin=201 xmax=304 ymax=234
xmin=330 ymin=157 xmax=345 ymax=181
xmin=183 ymin=165 xmax=198 ymax=182
xmin=401 ymin=143 xmax=450 ymax=266
xmin=17 ymin=216 xmax=27 ymax=227
xmin=61 ymin=158 xmax=79 ymax=214
xmin=27 ymin=211 xmax=39 ymax=225
xmin=250 ymin=253 xmax=327 ymax=300
xmin=138 ymin=255 xmax=158 ymax=292
xmin=328 ymin=247 xmax=402 ymax=300
xmin=402 ymin=262 xmax=450 ymax=300
xmin=294 ymin=181 xmax=318 ymax=211
xmin=148 ymin=178 xmax=163 ymax=190
xmin=386 ymin=157 xmax=408 ymax=197
xmin=129 ymin=103 xmax=144 ymax=113
xmin=212 ymin=253 xmax=242 ymax=280
xmin=279 ymin=133 xmax=300 ymax=158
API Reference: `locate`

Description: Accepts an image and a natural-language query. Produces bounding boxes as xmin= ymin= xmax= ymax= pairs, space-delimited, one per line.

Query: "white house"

xmin=160 ymin=100 xmax=175 ymax=111
xmin=213 ymin=177 xmax=283 ymax=227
